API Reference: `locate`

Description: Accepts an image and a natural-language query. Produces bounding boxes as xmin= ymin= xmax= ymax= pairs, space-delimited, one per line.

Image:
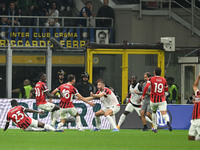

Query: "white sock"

xmin=195 ymin=135 xmax=200 ymax=141
xmin=106 ymin=115 xmax=117 ymax=129
xmin=57 ymin=122 xmax=64 ymax=130
xmin=145 ymin=116 xmax=152 ymax=124
xmin=44 ymin=124 xmax=55 ymax=131
xmin=95 ymin=116 xmax=101 ymax=129
xmin=117 ymin=114 xmax=126 ymax=127
xmin=163 ymin=114 xmax=169 ymax=123
xmin=152 ymin=113 xmax=157 ymax=129
xmin=76 ymin=115 xmax=83 ymax=129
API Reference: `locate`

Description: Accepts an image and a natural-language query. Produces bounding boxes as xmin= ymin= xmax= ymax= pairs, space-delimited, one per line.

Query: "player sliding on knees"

xmin=188 ymin=73 xmax=200 ymax=141
xmin=4 ymin=99 xmax=63 ymax=132
xmin=117 ymin=77 xmax=152 ymax=129
xmin=90 ymin=80 xmax=120 ymax=132
xmin=141 ymin=67 xmax=172 ymax=133
xmin=51 ymin=74 xmax=95 ymax=131
xmin=35 ymin=72 xmax=61 ymax=128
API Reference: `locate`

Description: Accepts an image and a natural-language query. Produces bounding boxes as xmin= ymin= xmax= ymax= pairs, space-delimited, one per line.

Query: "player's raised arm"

xmin=45 ymin=90 xmax=59 ymax=99
xmin=193 ymin=73 xmax=200 ymax=92
xmin=76 ymin=93 xmax=95 ymax=107
xmin=142 ymin=82 xmax=151 ymax=97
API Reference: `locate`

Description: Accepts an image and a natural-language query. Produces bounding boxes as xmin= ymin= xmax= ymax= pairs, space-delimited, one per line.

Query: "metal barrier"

xmin=139 ymin=0 xmax=200 ymax=35
xmin=0 ymin=15 xmax=113 ymax=28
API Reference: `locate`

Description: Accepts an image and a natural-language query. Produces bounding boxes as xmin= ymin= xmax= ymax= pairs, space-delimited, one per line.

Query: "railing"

xmin=139 ymin=0 xmax=200 ymax=35
xmin=0 ymin=15 xmax=113 ymax=28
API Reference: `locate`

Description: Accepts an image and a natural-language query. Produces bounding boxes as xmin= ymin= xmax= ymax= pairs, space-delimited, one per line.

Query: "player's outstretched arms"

xmin=3 ymin=121 xmax=10 ymax=131
xmin=91 ymin=93 xmax=105 ymax=98
xmin=76 ymin=93 xmax=95 ymax=107
xmin=46 ymin=91 xmax=60 ymax=99
xmin=25 ymin=108 xmax=45 ymax=115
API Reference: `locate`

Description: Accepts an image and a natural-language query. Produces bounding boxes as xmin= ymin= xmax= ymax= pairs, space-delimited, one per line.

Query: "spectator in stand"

xmin=52 ymin=69 xmax=66 ymax=92
xmin=45 ymin=1 xmax=60 ymax=27
xmin=18 ymin=0 xmax=36 ymax=26
xmin=166 ymin=77 xmax=178 ymax=104
xmin=78 ymin=1 xmax=95 ymax=27
xmin=96 ymin=0 xmax=114 ymax=27
xmin=0 ymin=1 xmax=7 ymax=25
xmin=2 ymin=2 xmax=20 ymax=26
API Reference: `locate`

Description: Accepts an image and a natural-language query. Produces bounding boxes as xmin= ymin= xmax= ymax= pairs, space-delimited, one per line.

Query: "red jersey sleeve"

xmin=103 ymin=88 xmax=112 ymax=95
xmin=72 ymin=87 xmax=78 ymax=95
xmin=164 ymin=80 xmax=168 ymax=92
xmin=41 ymin=83 xmax=48 ymax=92
xmin=96 ymin=91 xmax=100 ymax=94
xmin=7 ymin=114 xmax=10 ymax=121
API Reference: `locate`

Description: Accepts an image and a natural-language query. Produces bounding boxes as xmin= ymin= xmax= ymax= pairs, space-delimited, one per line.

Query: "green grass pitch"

xmin=0 ymin=129 xmax=199 ymax=150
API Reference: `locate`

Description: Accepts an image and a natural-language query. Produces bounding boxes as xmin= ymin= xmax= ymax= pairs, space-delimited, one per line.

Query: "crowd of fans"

xmin=0 ymin=0 xmax=114 ymax=27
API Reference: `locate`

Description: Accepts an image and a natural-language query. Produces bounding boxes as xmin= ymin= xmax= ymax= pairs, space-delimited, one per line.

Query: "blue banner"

xmin=0 ymin=27 xmax=113 ymax=48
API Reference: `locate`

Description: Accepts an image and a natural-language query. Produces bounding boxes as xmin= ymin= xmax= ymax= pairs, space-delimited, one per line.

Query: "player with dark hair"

xmin=188 ymin=73 xmax=200 ymax=141
xmin=90 ymin=80 xmax=120 ymax=132
xmin=141 ymin=72 xmax=153 ymax=131
xmin=35 ymin=72 xmax=60 ymax=128
xmin=141 ymin=67 xmax=172 ymax=133
xmin=51 ymin=74 xmax=95 ymax=131
xmin=3 ymin=99 xmax=63 ymax=132
xmin=117 ymin=76 xmax=152 ymax=129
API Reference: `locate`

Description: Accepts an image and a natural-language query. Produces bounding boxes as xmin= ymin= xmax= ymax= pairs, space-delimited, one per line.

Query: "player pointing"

xmin=51 ymin=74 xmax=95 ymax=131
xmin=4 ymin=99 xmax=61 ymax=132
xmin=188 ymin=73 xmax=200 ymax=141
xmin=90 ymin=80 xmax=120 ymax=132
xmin=141 ymin=67 xmax=172 ymax=133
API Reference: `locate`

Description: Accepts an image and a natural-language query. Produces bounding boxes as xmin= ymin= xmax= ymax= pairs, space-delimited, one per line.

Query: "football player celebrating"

xmin=51 ymin=74 xmax=95 ymax=131
xmin=188 ymin=73 xmax=200 ymax=141
xmin=141 ymin=67 xmax=172 ymax=133
xmin=35 ymin=72 xmax=60 ymax=127
xmin=4 ymin=99 xmax=62 ymax=132
xmin=90 ymin=80 xmax=120 ymax=132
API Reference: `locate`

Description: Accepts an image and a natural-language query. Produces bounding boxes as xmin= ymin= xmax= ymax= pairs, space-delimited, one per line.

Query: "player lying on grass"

xmin=90 ymin=80 xmax=120 ymax=132
xmin=117 ymin=76 xmax=152 ymax=130
xmin=35 ymin=72 xmax=61 ymax=128
xmin=51 ymin=74 xmax=95 ymax=131
xmin=141 ymin=67 xmax=172 ymax=133
xmin=4 ymin=99 xmax=63 ymax=132
xmin=188 ymin=73 xmax=200 ymax=141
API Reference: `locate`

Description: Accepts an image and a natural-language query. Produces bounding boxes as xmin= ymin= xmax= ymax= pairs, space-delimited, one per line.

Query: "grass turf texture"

xmin=0 ymin=129 xmax=199 ymax=150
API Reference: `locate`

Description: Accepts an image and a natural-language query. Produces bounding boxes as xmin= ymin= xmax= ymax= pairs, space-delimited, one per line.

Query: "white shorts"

xmin=24 ymin=118 xmax=38 ymax=131
xmin=188 ymin=118 xmax=200 ymax=137
xmin=102 ymin=105 xmax=120 ymax=115
xmin=150 ymin=101 xmax=167 ymax=112
xmin=38 ymin=102 xmax=55 ymax=112
xmin=60 ymin=107 xmax=78 ymax=119
xmin=125 ymin=103 xmax=141 ymax=116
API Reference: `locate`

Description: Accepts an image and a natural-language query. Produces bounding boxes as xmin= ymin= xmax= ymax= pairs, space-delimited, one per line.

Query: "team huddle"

xmin=3 ymin=67 xmax=200 ymax=140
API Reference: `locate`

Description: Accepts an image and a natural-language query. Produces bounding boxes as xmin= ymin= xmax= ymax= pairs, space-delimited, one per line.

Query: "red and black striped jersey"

xmin=192 ymin=90 xmax=200 ymax=120
xmin=7 ymin=105 xmax=32 ymax=130
xmin=57 ymin=83 xmax=78 ymax=108
xmin=143 ymin=76 xmax=168 ymax=103
xmin=35 ymin=81 xmax=48 ymax=106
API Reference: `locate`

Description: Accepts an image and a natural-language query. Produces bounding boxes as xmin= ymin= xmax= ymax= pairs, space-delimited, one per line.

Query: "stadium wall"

xmin=0 ymin=99 xmax=193 ymax=130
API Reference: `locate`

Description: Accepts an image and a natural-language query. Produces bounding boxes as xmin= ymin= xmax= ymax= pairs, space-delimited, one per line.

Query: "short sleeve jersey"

xmin=147 ymin=76 xmax=168 ymax=103
xmin=7 ymin=105 xmax=32 ymax=130
xmin=35 ymin=81 xmax=48 ymax=106
xmin=96 ymin=87 xmax=119 ymax=107
xmin=57 ymin=83 xmax=78 ymax=108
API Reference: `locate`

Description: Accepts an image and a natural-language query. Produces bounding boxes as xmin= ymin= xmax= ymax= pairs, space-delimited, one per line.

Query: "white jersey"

xmin=96 ymin=87 xmax=119 ymax=108
xmin=129 ymin=83 xmax=142 ymax=105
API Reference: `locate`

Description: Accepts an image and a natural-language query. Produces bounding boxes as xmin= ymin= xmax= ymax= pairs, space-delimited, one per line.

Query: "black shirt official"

xmin=75 ymin=72 xmax=94 ymax=97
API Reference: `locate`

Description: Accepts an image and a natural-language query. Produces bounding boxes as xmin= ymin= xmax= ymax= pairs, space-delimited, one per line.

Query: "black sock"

xmin=144 ymin=124 xmax=147 ymax=128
